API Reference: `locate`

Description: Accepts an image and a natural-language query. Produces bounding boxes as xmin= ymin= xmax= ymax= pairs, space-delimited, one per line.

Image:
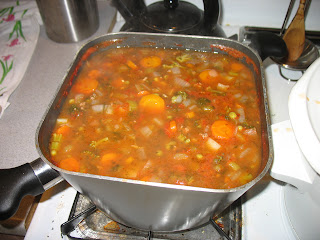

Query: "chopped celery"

xmin=176 ymin=54 xmax=191 ymax=63
xmin=90 ymin=137 xmax=109 ymax=148
xmin=50 ymin=141 xmax=60 ymax=151
xmin=128 ymin=100 xmax=138 ymax=111
xmin=228 ymin=162 xmax=240 ymax=171
xmin=228 ymin=71 xmax=239 ymax=76
xmin=163 ymin=62 xmax=182 ymax=69
xmin=50 ymin=150 xmax=57 ymax=156
xmin=83 ymin=150 xmax=99 ymax=159
xmin=52 ymin=133 xmax=62 ymax=142
xmin=50 ymin=133 xmax=62 ymax=154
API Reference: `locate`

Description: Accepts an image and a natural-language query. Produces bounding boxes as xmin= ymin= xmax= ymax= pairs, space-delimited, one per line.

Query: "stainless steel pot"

xmin=0 ymin=32 xmax=287 ymax=231
xmin=36 ymin=0 xmax=99 ymax=43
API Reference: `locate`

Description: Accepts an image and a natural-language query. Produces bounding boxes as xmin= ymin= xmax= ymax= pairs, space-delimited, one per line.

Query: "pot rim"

xmin=35 ymin=32 xmax=274 ymax=195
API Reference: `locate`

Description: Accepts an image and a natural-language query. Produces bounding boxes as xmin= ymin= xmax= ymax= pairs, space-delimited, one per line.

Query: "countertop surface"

xmin=0 ymin=1 xmax=116 ymax=169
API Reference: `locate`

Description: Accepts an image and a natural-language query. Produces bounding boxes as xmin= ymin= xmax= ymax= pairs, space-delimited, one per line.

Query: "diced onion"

xmin=228 ymin=162 xmax=240 ymax=171
xmin=135 ymin=84 xmax=143 ymax=92
xmin=140 ymin=126 xmax=152 ymax=138
xmin=182 ymin=99 xmax=191 ymax=107
xmin=137 ymin=147 xmax=147 ymax=160
xmin=217 ymin=83 xmax=229 ymax=91
xmin=153 ymin=118 xmax=163 ymax=126
xmin=174 ymin=77 xmax=190 ymax=87
xmin=239 ymin=147 xmax=252 ymax=159
xmin=173 ymin=153 xmax=189 ymax=161
xmin=206 ymin=137 xmax=221 ymax=151
xmin=240 ymin=95 xmax=249 ymax=103
xmin=243 ymin=127 xmax=257 ymax=136
xmin=95 ymin=89 xmax=104 ymax=96
xmin=234 ymin=93 xmax=242 ymax=98
xmin=75 ymin=94 xmax=84 ymax=103
xmin=92 ymin=104 xmax=104 ymax=113
xmin=171 ymin=67 xmax=181 ymax=75
xmin=56 ymin=118 xmax=68 ymax=124
xmin=105 ymin=105 xmax=114 ymax=115
xmin=188 ymin=104 xmax=197 ymax=110
xmin=237 ymin=107 xmax=245 ymax=123
xmin=153 ymin=72 xmax=161 ymax=77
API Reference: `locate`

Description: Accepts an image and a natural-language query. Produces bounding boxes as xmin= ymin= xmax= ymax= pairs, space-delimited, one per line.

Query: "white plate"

xmin=288 ymin=57 xmax=320 ymax=174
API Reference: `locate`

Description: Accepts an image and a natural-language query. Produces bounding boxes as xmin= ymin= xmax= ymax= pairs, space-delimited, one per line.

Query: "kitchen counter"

xmin=0 ymin=1 xmax=116 ymax=169
xmin=0 ymin=0 xmax=117 ymax=236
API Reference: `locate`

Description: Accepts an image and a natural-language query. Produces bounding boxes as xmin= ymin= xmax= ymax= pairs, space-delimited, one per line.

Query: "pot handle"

xmin=249 ymin=32 xmax=288 ymax=61
xmin=0 ymin=158 xmax=62 ymax=220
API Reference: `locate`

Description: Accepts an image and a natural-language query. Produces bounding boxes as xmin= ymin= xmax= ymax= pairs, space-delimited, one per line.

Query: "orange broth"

xmin=49 ymin=47 xmax=262 ymax=189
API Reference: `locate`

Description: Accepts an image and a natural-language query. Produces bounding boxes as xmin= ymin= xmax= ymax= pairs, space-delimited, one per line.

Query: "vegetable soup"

xmin=49 ymin=47 xmax=262 ymax=189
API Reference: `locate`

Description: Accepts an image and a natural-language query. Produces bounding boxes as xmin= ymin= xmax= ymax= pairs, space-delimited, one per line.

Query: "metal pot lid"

xmin=140 ymin=1 xmax=202 ymax=33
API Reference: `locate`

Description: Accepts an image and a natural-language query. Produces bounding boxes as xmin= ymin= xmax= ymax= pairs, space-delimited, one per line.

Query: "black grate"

xmin=61 ymin=192 xmax=242 ymax=240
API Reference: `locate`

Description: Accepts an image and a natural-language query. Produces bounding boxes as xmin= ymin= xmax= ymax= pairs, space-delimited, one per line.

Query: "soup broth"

xmin=49 ymin=47 xmax=262 ymax=189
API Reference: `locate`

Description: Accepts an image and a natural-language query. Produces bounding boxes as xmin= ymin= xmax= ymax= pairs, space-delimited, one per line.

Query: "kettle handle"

xmin=0 ymin=158 xmax=62 ymax=220
xmin=203 ymin=0 xmax=220 ymax=29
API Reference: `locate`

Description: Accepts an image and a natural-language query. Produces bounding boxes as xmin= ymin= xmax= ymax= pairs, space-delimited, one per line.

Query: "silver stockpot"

xmin=36 ymin=0 xmax=99 ymax=43
xmin=0 ymin=32 xmax=287 ymax=231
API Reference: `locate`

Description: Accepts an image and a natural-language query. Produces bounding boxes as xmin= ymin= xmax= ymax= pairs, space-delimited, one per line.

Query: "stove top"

xmin=61 ymin=193 xmax=242 ymax=240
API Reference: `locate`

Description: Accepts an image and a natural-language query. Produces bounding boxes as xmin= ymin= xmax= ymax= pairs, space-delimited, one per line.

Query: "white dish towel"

xmin=0 ymin=1 xmax=40 ymax=118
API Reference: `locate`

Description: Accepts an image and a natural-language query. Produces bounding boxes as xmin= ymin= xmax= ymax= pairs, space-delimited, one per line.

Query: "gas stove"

xmin=23 ymin=27 xmax=301 ymax=240
xmin=22 ymin=1 xmax=320 ymax=240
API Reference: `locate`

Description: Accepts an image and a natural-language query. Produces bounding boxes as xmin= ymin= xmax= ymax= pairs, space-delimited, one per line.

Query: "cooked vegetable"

xmin=59 ymin=157 xmax=80 ymax=172
xmin=73 ymin=77 xmax=98 ymax=94
xmin=211 ymin=120 xmax=236 ymax=140
xmin=231 ymin=62 xmax=245 ymax=72
xmin=139 ymin=94 xmax=165 ymax=114
xmin=140 ymin=56 xmax=162 ymax=68
xmin=127 ymin=60 xmax=138 ymax=70
xmin=49 ymin=47 xmax=262 ymax=189
xmin=171 ymin=91 xmax=188 ymax=104
xmin=199 ymin=69 xmax=221 ymax=85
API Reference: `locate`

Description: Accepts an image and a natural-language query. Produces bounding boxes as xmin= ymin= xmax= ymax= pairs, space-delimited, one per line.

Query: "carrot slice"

xmin=165 ymin=120 xmax=177 ymax=138
xmin=211 ymin=120 xmax=236 ymax=140
xmin=73 ymin=77 xmax=98 ymax=94
xmin=139 ymin=94 xmax=165 ymax=114
xmin=199 ymin=69 xmax=221 ymax=85
xmin=140 ymin=56 xmax=162 ymax=68
xmin=137 ymin=90 xmax=150 ymax=97
xmin=127 ymin=60 xmax=138 ymax=70
xmin=231 ymin=62 xmax=245 ymax=72
xmin=56 ymin=125 xmax=71 ymax=135
xmin=100 ymin=153 xmax=119 ymax=168
xmin=111 ymin=77 xmax=127 ymax=89
xmin=59 ymin=157 xmax=80 ymax=172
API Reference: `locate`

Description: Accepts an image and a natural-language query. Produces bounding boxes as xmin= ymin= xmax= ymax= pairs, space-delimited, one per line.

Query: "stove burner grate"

xmin=61 ymin=192 xmax=242 ymax=240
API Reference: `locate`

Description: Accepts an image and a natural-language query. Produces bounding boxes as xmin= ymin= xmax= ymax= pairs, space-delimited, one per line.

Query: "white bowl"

xmin=288 ymin=57 xmax=320 ymax=174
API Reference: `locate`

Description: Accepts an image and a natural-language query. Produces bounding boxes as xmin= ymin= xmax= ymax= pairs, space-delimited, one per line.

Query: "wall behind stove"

xmin=145 ymin=0 xmax=320 ymax=31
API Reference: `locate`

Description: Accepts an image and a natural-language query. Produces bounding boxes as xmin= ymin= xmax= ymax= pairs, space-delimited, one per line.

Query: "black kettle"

xmin=111 ymin=0 xmax=226 ymax=37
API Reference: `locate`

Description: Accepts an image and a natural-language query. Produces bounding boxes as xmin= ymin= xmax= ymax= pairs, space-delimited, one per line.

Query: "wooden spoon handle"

xmin=283 ymin=0 xmax=306 ymax=62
